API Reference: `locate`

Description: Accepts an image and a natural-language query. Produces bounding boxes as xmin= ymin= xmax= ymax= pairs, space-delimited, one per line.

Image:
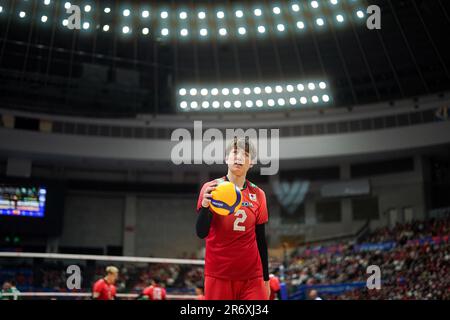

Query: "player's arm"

xmin=92 ymin=281 xmax=102 ymax=299
xmin=196 ymin=182 xmax=217 ymax=239
xmin=256 ymin=224 xmax=269 ymax=282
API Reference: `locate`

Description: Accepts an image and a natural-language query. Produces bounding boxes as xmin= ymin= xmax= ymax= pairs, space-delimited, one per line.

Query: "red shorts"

xmin=204 ymin=276 xmax=268 ymax=300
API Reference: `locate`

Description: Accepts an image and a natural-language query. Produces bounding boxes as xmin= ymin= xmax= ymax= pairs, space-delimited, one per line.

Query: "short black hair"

xmin=152 ymin=277 xmax=161 ymax=284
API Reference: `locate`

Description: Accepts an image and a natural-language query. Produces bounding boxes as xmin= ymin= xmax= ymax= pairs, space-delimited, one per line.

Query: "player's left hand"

xmin=264 ymin=281 xmax=270 ymax=300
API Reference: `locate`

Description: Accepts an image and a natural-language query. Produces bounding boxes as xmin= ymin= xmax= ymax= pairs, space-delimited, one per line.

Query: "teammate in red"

xmin=196 ymin=138 xmax=270 ymax=300
xmin=269 ymin=274 xmax=281 ymax=300
xmin=142 ymin=277 xmax=167 ymax=300
xmin=195 ymin=284 xmax=205 ymax=300
xmin=92 ymin=266 xmax=118 ymax=300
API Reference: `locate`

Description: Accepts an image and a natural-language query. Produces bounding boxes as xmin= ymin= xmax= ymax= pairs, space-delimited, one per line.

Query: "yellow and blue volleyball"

xmin=210 ymin=181 xmax=242 ymax=216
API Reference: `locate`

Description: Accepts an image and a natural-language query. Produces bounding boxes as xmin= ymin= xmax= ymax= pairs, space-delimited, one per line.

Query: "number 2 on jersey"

xmin=233 ymin=210 xmax=247 ymax=232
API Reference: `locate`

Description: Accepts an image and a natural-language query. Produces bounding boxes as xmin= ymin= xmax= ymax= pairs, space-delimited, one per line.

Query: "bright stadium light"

xmin=161 ymin=11 xmax=168 ymax=19
xmin=142 ymin=10 xmax=150 ymax=18
xmin=232 ymin=88 xmax=240 ymax=95
xmin=191 ymin=101 xmax=198 ymax=109
xmin=336 ymin=14 xmax=344 ymax=23
xmin=308 ymin=82 xmax=316 ymax=90
xmin=300 ymin=97 xmax=308 ymax=104
xmin=180 ymin=11 xmax=187 ymax=19
xmin=235 ymin=10 xmax=243 ymax=18
xmin=122 ymin=26 xmax=130 ymax=34
xmin=219 ymin=28 xmax=227 ymax=36
xmin=217 ymin=11 xmax=224 ymax=19
xmin=62 ymin=19 xmax=69 ymax=26
xmin=179 ymin=88 xmax=187 ymax=96
xmin=254 ymin=8 xmax=262 ymax=16
xmin=268 ymin=99 xmax=275 ymax=107
xmin=180 ymin=28 xmax=188 ymax=36
xmin=287 ymin=85 xmax=294 ymax=92
xmin=161 ymin=28 xmax=169 ymax=36
xmin=322 ymin=94 xmax=330 ymax=102
xmin=222 ymin=88 xmax=230 ymax=95
xmin=102 ymin=25 xmax=110 ymax=32
xmin=83 ymin=22 xmax=90 ymax=29
xmin=198 ymin=11 xmax=206 ymax=19
xmin=312 ymin=96 xmax=319 ymax=103
xmin=224 ymin=101 xmax=231 ymax=108
xmin=190 ymin=88 xmax=197 ymax=95
xmin=201 ymin=88 xmax=208 ymax=96
xmin=273 ymin=7 xmax=281 ymax=14
xmin=297 ymin=21 xmax=305 ymax=29
xmin=243 ymin=88 xmax=251 ymax=95
xmin=311 ymin=1 xmax=319 ymax=9
xmin=234 ymin=101 xmax=242 ymax=108
xmin=265 ymin=86 xmax=272 ymax=94
xmin=41 ymin=16 xmax=48 ymax=23
xmin=142 ymin=28 xmax=149 ymax=35
xmin=278 ymin=98 xmax=286 ymax=106
xmin=238 ymin=27 xmax=246 ymax=35
xmin=123 ymin=9 xmax=130 ymax=17
xmin=84 ymin=5 xmax=91 ymax=13
xmin=44 ymin=0 xmax=51 ymax=5
xmin=212 ymin=101 xmax=220 ymax=108
xmin=180 ymin=101 xmax=187 ymax=109
xmin=258 ymin=26 xmax=266 ymax=33
xmin=104 ymin=7 xmax=111 ymax=14
xmin=277 ymin=24 xmax=285 ymax=32
xmin=292 ymin=4 xmax=300 ymax=12
xmin=246 ymin=100 xmax=253 ymax=108
xmin=289 ymin=97 xmax=297 ymax=105
xmin=330 ymin=0 xmax=339 ymax=5
xmin=64 ymin=2 xmax=71 ymax=10
xmin=256 ymin=100 xmax=263 ymax=107
xmin=202 ymin=101 xmax=209 ymax=109
xmin=319 ymin=81 xmax=327 ymax=89
xmin=19 ymin=11 xmax=26 ymax=18
xmin=254 ymin=87 xmax=262 ymax=94
xmin=316 ymin=18 xmax=325 ymax=26
xmin=297 ymin=84 xmax=305 ymax=91
xmin=0 ymin=6 xmax=3 ymax=13
xmin=211 ymin=88 xmax=219 ymax=95
xmin=275 ymin=85 xmax=283 ymax=93
xmin=200 ymin=28 xmax=208 ymax=36
xmin=357 ymin=10 xmax=365 ymax=19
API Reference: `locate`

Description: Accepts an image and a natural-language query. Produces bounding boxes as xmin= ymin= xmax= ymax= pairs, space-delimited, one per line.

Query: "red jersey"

xmin=92 ymin=278 xmax=116 ymax=300
xmin=143 ymin=285 xmax=166 ymax=300
xmin=269 ymin=275 xmax=281 ymax=300
xmin=197 ymin=177 xmax=269 ymax=281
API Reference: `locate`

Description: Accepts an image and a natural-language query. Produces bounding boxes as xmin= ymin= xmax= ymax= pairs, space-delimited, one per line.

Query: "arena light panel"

xmin=0 ymin=0 xmax=368 ymax=41
xmin=177 ymin=80 xmax=331 ymax=112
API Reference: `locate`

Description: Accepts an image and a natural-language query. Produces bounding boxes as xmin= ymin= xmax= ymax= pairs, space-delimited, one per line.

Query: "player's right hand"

xmin=201 ymin=182 xmax=217 ymax=208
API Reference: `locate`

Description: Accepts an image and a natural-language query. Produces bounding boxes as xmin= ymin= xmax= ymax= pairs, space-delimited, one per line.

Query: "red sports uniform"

xmin=197 ymin=177 xmax=269 ymax=300
xmin=92 ymin=279 xmax=116 ymax=300
xmin=143 ymin=285 xmax=167 ymax=300
xmin=269 ymin=275 xmax=281 ymax=300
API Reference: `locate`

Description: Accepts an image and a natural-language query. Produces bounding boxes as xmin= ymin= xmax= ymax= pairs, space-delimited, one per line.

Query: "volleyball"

xmin=210 ymin=181 xmax=242 ymax=216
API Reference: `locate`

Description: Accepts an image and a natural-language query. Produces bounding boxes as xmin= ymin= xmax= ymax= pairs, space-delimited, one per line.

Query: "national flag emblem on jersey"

xmin=249 ymin=193 xmax=257 ymax=201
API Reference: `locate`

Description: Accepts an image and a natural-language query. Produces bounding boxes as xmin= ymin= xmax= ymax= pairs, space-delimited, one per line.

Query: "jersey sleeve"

xmin=162 ymin=288 xmax=167 ymax=300
xmin=256 ymin=189 xmax=269 ymax=225
xmin=92 ymin=280 xmax=103 ymax=296
xmin=143 ymin=286 xmax=151 ymax=297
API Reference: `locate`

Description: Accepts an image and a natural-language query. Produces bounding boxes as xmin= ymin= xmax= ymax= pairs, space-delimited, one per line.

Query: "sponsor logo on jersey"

xmin=249 ymin=193 xmax=257 ymax=201
xmin=241 ymin=202 xmax=254 ymax=208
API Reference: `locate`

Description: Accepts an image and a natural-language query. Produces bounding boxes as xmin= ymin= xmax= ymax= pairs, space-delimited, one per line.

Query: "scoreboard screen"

xmin=0 ymin=185 xmax=46 ymax=218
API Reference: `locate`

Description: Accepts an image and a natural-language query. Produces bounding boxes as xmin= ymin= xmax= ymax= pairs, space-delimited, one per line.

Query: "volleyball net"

xmin=0 ymin=252 xmax=204 ymax=300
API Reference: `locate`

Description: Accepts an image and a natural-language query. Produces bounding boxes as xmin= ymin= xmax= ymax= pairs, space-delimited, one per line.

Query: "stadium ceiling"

xmin=0 ymin=0 xmax=449 ymax=116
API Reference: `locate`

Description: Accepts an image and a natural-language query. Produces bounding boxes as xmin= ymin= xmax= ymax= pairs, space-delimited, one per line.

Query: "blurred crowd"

xmin=281 ymin=217 xmax=450 ymax=299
